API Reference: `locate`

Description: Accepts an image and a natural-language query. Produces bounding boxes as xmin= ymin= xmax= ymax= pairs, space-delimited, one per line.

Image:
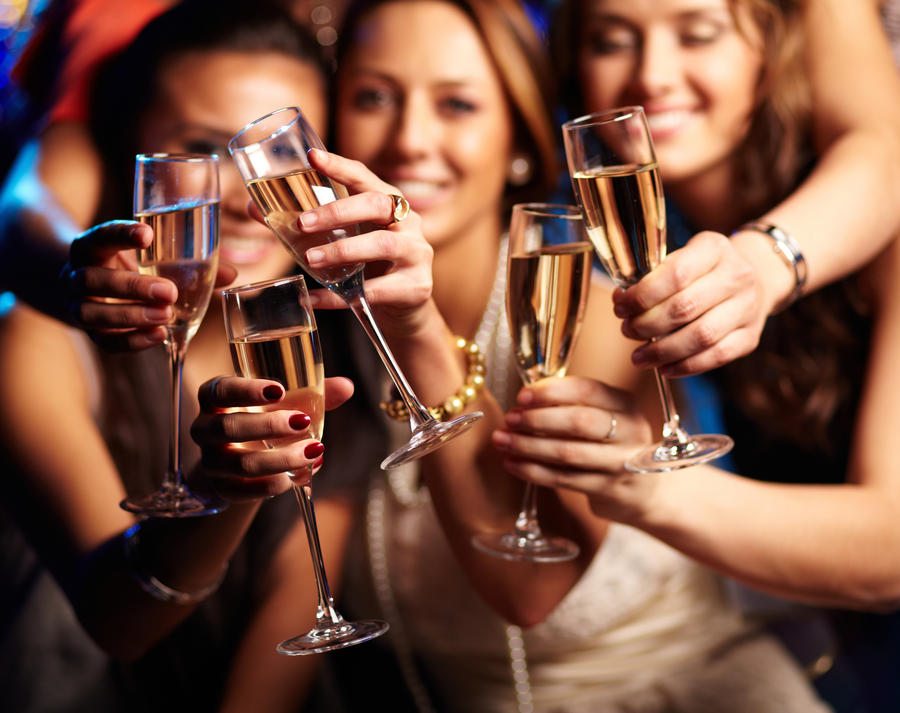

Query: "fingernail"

xmin=305 ymin=442 xmax=325 ymax=459
xmin=305 ymin=248 xmax=323 ymax=265
xmin=505 ymin=409 xmax=522 ymax=426
xmin=492 ymin=430 xmax=511 ymax=449
xmin=312 ymin=455 xmax=324 ymax=469
xmin=289 ymin=413 xmax=311 ymax=430
xmin=263 ymin=384 xmax=283 ymax=400
xmin=149 ymin=282 xmax=174 ymax=302
xmin=632 ymin=349 xmax=648 ymax=366
xmin=516 ymin=389 xmax=533 ymax=406
xmin=143 ymin=306 xmax=171 ymax=323
xmin=137 ymin=328 xmax=167 ymax=346
xmin=299 ymin=212 xmax=318 ymax=228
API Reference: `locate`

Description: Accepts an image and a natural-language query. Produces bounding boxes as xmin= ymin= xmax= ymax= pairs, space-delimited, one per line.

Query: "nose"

xmin=220 ymin=160 xmax=250 ymax=217
xmin=392 ymin=91 xmax=438 ymax=159
xmin=633 ymin=29 xmax=680 ymax=98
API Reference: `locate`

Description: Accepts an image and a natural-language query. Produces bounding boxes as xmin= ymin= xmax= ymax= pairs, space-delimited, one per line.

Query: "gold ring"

xmin=605 ymin=412 xmax=617 ymax=441
xmin=388 ymin=193 xmax=410 ymax=224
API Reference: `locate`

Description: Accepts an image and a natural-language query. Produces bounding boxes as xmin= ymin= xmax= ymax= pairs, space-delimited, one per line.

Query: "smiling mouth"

xmin=391 ymin=179 xmax=447 ymax=201
xmin=644 ymin=110 xmax=693 ymax=137
xmin=220 ymin=234 xmax=278 ymax=263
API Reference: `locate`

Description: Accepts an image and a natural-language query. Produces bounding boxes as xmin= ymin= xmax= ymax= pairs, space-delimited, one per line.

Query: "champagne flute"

xmin=222 ymin=274 xmax=389 ymax=654
xmin=228 ymin=107 xmax=482 ymax=470
xmin=121 ymin=153 xmax=225 ymax=517
xmin=472 ymin=204 xmax=592 ymax=562
xmin=562 ymin=106 xmax=733 ymax=472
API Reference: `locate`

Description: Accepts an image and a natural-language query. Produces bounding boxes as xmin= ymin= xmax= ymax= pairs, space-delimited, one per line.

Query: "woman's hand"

xmin=189 ymin=375 xmax=354 ymax=500
xmin=611 ymin=231 xmax=766 ymax=377
xmin=61 ymin=221 xmax=237 ymax=351
xmin=491 ymin=376 xmax=658 ymax=524
xmin=287 ymin=148 xmax=436 ymax=338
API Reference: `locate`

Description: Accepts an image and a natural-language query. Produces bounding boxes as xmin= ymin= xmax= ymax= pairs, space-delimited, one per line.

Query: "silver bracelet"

xmin=733 ymin=221 xmax=808 ymax=311
xmin=122 ymin=522 xmax=227 ymax=604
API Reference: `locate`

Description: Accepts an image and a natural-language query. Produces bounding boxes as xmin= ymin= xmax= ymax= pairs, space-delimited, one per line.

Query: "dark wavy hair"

xmin=334 ymin=0 xmax=561 ymax=210
xmin=88 ymin=0 xmax=327 ymax=218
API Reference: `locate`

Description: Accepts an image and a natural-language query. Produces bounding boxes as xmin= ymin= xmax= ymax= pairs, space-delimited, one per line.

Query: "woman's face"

xmin=140 ymin=50 xmax=327 ymax=287
xmin=576 ymin=0 xmax=764 ymax=184
xmin=335 ymin=1 xmax=514 ymax=249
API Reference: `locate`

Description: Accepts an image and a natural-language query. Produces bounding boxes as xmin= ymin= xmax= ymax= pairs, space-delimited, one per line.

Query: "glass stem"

xmin=164 ymin=331 xmax=188 ymax=492
xmin=512 ymin=483 xmax=543 ymax=541
xmin=336 ymin=274 xmax=435 ymax=431
xmin=652 ymin=367 xmax=691 ymax=448
xmin=293 ymin=480 xmax=345 ymax=629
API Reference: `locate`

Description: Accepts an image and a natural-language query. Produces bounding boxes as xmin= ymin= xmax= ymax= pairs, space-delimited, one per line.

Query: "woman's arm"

xmin=613 ymin=0 xmax=900 ymax=376
xmin=496 ymin=237 xmax=900 ymax=611
xmin=0 ymin=307 xmax=330 ymax=658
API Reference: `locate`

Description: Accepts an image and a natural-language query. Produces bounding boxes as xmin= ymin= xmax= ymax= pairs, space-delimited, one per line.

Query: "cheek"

xmin=451 ymin=121 xmax=512 ymax=194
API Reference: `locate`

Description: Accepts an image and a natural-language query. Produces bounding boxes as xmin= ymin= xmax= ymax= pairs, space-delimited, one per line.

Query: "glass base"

xmin=470 ymin=531 xmax=580 ymax=563
xmin=120 ymin=484 xmax=227 ymax=518
xmin=276 ymin=618 xmax=389 ymax=656
xmin=625 ymin=433 xmax=733 ymax=473
xmin=380 ymin=411 xmax=483 ymax=470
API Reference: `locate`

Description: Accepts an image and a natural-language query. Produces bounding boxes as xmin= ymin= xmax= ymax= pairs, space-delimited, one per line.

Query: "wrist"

xmin=730 ymin=222 xmax=807 ymax=314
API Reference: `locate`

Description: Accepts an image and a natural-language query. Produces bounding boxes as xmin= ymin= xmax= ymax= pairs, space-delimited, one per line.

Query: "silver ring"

xmin=605 ymin=412 xmax=617 ymax=440
xmin=388 ymin=193 xmax=410 ymax=224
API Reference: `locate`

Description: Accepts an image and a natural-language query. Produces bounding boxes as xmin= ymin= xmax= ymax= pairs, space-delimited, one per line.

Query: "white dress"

xmin=341 ymin=252 xmax=831 ymax=713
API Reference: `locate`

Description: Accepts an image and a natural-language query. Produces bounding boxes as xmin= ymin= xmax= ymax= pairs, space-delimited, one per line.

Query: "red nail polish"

xmin=263 ymin=385 xmax=283 ymax=400
xmin=289 ymin=413 xmax=311 ymax=430
xmin=312 ymin=455 xmax=324 ymax=469
xmin=304 ymin=442 xmax=325 ymax=458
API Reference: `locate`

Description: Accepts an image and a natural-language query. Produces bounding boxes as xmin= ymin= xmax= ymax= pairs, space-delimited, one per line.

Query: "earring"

xmin=508 ymin=153 xmax=533 ymax=186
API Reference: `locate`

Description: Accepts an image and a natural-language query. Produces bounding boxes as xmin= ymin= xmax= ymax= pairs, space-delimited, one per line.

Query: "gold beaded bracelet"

xmin=380 ymin=336 xmax=486 ymax=421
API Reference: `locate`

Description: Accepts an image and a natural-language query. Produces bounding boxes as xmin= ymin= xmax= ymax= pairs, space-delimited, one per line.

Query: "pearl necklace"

xmin=368 ymin=234 xmax=535 ymax=713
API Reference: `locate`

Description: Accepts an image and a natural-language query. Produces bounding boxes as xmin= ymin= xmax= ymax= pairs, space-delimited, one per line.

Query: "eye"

xmin=680 ymin=18 xmax=726 ymax=45
xmin=184 ymin=139 xmax=223 ymax=156
xmin=353 ymin=87 xmax=394 ymax=110
xmin=438 ymin=96 xmax=477 ymax=117
xmin=583 ymin=26 xmax=638 ymax=54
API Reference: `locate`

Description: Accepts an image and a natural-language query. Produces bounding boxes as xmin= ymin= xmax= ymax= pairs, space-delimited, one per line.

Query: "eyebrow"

xmin=349 ymin=68 xmax=486 ymax=91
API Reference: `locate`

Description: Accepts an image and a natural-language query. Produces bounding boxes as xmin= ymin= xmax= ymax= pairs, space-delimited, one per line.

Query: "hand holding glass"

xmin=222 ymin=274 xmax=388 ymax=654
xmin=121 ymin=153 xmax=225 ymax=517
xmin=472 ymin=204 xmax=591 ymax=562
xmin=562 ymin=107 xmax=733 ymax=472
xmin=228 ymin=107 xmax=481 ymax=470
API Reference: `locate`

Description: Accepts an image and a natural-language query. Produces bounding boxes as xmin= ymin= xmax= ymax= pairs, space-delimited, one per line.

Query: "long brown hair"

xmin=553 ymin=0 xmax=866 ymax=451
xmin=335 ymin=0 xmax=560 ymax=209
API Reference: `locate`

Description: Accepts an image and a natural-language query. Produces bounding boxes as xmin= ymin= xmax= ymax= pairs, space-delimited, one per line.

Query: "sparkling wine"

xmin=246 ymin=168 xmax=364 ymax=285
xmin=571 ymin=163 xmax=666 ymax=286
xmin=137 ymin=202 xmax=219 ymax=339
xmin=229 ymin=325 xmax=325 ymax=444
xmin=508 ymin=242 xmax=592 ymax=383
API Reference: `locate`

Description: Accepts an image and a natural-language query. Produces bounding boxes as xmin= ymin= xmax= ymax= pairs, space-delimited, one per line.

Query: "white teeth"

xmin=392 ymin=180 xmax=442 ymax=198
xmin=646 ymin=110 xmax=691 ymax=133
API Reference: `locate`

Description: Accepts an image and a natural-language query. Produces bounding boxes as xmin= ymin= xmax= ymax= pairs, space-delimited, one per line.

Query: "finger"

xmin=304 ymin=228 xmax=413 ymax=272
xmin=492 ymin=428 xmax=629 ymax=472
xmin=612 ymin=232 xmax=727 ymax=318
xmin=517 ymin=376 xmax=633 ymax=412
xmin=307 ymin=148 xmax=394 ymax=195
xmin=621 ymin=261 xmax=756 ymax=341
xmin=658 ymin=330 xmax=760 ymax=378
xmin=501 ymin=455 xmax=617 ymax=497
xmin=297 ymin=191 xmax=402 ymax=234
xmin=630 ymin=297 xmax=758 ymax=370
xmin=73 ymin=298 xmax=173 ymax=330
xmin=192 ymin=409 xmax=313 ymax=446
xmin=201 ymin=438 xmax=323 ymax=476
xmin=89 ymin=327 xmax=168 ymax=352
xmin=69 ymin=221 xmax=153 ymax=267
xmin=197 ymin=376 xmax=285 ymax=412
xmin=65 ymin=263 xmax=177 ymax=304
xmin=200 ymin=471 xmax=293 ymax=501
xmin=214 ymin=262 xmax=238 ymax=288
xmin=505 ymin=404 xmax=628 ymax=443
xmin=324 ymin=376 xmax=354 ymax=409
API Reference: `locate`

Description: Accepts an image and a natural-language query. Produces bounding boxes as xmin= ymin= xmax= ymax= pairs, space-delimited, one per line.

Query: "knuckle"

xmin=668 ymin=294 xmax=698 ymax=323
xmin=693 ymin=322 xmax=720 ymax=351
xmin=669 ymin=261 xmax=693 ymax=292
xmin=556 ymin=440 xmax=583 ymax=464
xmin=570 ymin=409 xmax=596 ymax=439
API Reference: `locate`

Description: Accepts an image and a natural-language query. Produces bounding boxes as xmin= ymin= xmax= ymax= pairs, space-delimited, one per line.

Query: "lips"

xmin=220 ymin=233 xmax=279 ymax=264
xmin=388 ymin=178 xmax=451 ymax=212
xmin=643 ymin=109 xmax=693 ymax=140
